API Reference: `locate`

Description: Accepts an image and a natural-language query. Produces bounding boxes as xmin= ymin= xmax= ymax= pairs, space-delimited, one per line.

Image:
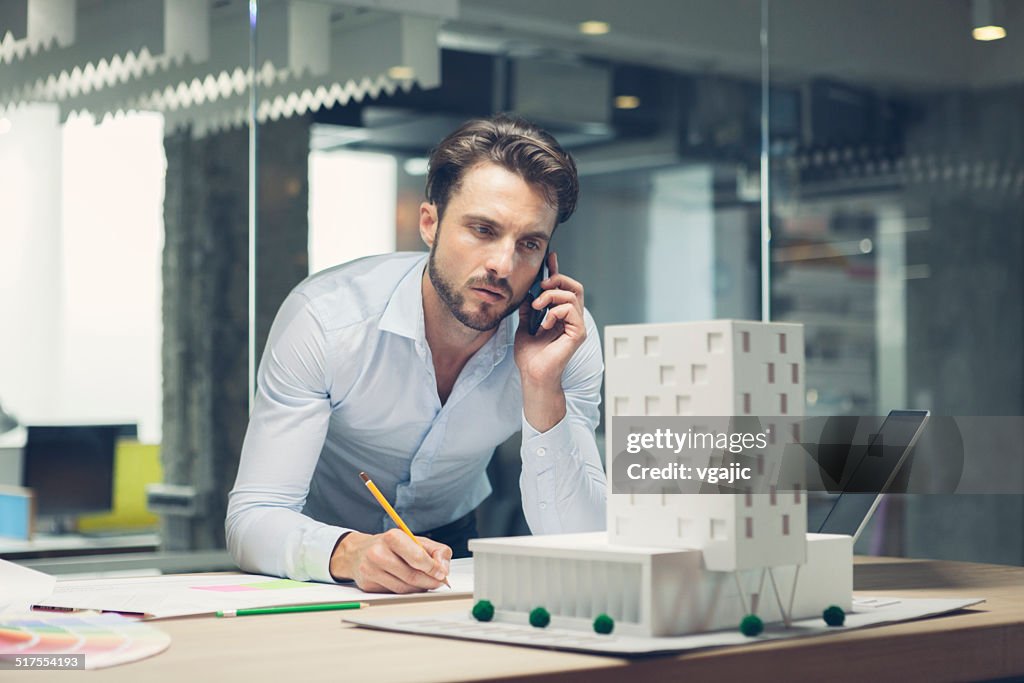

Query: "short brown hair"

xmin=425 ymin=114 xmax=579 ymax=225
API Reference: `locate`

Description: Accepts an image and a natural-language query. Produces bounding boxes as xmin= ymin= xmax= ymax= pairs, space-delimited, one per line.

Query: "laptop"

xmin=812 ymin=409 xmax=930 ymax=541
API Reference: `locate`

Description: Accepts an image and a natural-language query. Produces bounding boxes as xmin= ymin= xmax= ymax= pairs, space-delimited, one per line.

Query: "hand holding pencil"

xmin=327 ymin=473 xmax=452 ymax=593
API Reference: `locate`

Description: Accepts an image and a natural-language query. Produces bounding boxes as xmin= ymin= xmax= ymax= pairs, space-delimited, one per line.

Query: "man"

xmin=226 ymin=114 xmax=606 ymax=594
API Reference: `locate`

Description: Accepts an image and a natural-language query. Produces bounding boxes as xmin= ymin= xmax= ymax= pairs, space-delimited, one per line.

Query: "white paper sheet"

xmin=0 ymin=559 xmax=57 ymax=613
xmin=345 ymin=595 xmax=984 ymax=656
xmin=32 ymin=558 xmax=473 ymax=619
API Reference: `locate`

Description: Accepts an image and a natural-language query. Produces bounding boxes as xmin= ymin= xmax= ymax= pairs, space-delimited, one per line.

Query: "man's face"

xmin=421 ymin=162 xmax=556 ymax=332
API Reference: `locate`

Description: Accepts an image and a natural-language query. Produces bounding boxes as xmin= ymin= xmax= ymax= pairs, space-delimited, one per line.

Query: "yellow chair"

xmin=77 ymin=440 xmax=162 ymax=532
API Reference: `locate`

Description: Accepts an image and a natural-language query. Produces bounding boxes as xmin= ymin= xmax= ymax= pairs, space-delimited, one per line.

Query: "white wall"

xmin=0 ymin=107 xmax=164 ymax=443
xmin=0 ymin=104 xmax=63 ymax=425
xmin=59 ymin=113 xmax=164 ymax=443
xmin=308 ymin=149 xmax=397 ymax=274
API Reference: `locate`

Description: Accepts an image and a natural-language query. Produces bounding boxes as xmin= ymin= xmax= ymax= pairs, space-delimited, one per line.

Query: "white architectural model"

xmin=470 ymin=320 xmax=852 ymax=637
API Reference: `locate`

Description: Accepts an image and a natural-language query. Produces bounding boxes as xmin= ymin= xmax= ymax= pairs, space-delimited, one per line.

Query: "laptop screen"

xmin=815 ymin=410 xmax=929 ymax=540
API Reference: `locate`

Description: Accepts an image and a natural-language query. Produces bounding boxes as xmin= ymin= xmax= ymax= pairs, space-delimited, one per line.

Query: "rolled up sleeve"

xmin=225 ymin=292 xmax=349 ymax=583
xmin=519 ymin=308 xmax=606 ymax=534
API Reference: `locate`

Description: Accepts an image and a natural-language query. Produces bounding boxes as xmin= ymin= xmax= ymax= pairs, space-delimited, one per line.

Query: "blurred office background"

xmin=0 ymin=0 xmax=1022 ymax=572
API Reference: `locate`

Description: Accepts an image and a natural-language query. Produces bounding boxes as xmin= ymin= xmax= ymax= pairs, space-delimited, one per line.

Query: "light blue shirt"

xmin=226 ymin=252 xmax=606 ymax=583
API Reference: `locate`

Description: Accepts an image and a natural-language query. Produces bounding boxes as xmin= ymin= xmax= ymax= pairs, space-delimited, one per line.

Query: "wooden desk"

xmin=12 ymin=556 xmax=1024 ymax=683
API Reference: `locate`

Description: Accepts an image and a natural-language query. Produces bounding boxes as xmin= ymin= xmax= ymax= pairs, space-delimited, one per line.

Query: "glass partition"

xmin=2 ymin=1 xmax=1020 ymax=567
xmin=274 ymin=2 xmax=768 ymax=537
xmin=767 ymin=0 xmax=1024 ymax=563
xmin=0 ymin=0 xmax=257 ymax=554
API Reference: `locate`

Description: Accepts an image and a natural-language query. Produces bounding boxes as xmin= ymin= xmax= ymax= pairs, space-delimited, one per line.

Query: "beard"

xmin=427 ymin=239 xmax=524 ymax=332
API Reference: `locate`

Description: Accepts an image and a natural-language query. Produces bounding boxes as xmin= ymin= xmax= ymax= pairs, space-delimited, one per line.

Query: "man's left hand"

xmin=515 ymin=252 xmax=586 ymax=431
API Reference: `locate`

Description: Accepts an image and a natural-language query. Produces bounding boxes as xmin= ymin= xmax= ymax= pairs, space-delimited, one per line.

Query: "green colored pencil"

xmin=216 ymin=602 xmax=367 ymax=617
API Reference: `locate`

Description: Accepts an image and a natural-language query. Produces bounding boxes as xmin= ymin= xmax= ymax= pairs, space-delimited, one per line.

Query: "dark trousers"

xmin=418 ymin=511 xmax=477 ymax=559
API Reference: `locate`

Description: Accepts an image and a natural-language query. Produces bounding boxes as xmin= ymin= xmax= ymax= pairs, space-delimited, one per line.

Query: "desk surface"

xmin=12 ymin=556 xmax=1024 ymax=683
xmin=0 ymin=533 xmax=160 ymax=560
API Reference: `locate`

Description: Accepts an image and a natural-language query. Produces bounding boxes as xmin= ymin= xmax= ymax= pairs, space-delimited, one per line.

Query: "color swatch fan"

xmin=0 ymin=612 xmax=170 ymax=669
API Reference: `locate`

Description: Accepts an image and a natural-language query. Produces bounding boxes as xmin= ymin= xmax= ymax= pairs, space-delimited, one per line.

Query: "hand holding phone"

xmin=514 ymin=250 xmax=588 ymax=434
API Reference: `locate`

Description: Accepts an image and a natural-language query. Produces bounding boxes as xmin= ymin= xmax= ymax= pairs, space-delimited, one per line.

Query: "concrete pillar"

xmin=161 ymin=115 xmax=311 ymax=550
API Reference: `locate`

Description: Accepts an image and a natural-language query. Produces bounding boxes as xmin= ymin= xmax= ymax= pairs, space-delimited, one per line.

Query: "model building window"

xmin=613 ymin=337 xmax=629 ymax=358
xmin=692 ymin=364 xmax=708 ymax=384
xmin=644 ymin=335 xmax=659 ymax=356
xmin=791 ymin=363 xmax=800 ymax=384
xmin=779 ymin=333 xmax=787 ymax=354
xmin=745 ymin=488 xmax=752 ymax=508
xmin=645 ymin=396 xmax=660 ymax=415
xmin=793 ymin=483 xmax=802 ymax=504
xmin=766 ymin=362 xmax=775 ymax=384
xmin=745 ymin=517 xmax=754 ymax=538
xmin=782 ymin=514 xmax=790 ymax=536
xmin=710 ymin=518 xmax=728 ymax=540
xmin=677 ymin=517 xmax=692 ymax=538
xmin=770 ymin=485 xmax=777 ymax=506
xmin=614 ymin=396 xmax=628 ymax=415
xmin=741 ymin=331 xmax=750 ymax=352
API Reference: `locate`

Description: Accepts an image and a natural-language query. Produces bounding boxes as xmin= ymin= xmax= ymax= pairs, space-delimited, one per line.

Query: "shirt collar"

xmin=378 ymin=253 xmax=517 ymax=357
xmin=379 ymin=254 xmax=429 ymax=342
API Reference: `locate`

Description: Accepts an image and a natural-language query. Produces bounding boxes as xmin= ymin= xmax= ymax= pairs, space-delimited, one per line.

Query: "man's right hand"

xmin=329 ymin=529 xmax=451 ymax=593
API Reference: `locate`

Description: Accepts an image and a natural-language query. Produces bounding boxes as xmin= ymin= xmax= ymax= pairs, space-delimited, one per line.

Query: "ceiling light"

xmin=973 ymin=25 xmax=1006 ymax=40
xmin=614 ymin=95 xmax=640 ymax=110
xmin=971 ymin=0 xmax=1007 ymax=41
xmin=579 ymin=21 xmax=610 ymax=36
xmin=387 ymin=66 xmax=415 ymax=80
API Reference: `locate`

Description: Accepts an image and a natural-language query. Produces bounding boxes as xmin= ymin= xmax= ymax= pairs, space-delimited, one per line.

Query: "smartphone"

xmin=526 ymin=249 xmax=550 ymax=335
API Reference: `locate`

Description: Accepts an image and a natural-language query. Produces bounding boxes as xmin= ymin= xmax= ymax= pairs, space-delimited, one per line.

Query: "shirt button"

xmin=537 ymin=447 xmax=547 ymax=457
xmin=539 ymin=502 xmax=548 ymax=510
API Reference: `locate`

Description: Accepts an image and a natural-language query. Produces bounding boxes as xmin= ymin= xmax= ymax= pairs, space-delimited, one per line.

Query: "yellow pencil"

xmin=359 ymin=471 xmax=451 ymax=588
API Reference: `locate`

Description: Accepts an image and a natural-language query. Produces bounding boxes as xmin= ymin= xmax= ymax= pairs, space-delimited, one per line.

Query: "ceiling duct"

xmin=0 ymin=0 xmax=456 ymax=136
xmin=511 ymin=56 xmax=611 ymax=130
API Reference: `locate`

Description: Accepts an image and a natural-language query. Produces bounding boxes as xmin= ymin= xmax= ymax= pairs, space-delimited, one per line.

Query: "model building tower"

xmin=605 ymin=320 xmax=807 ymax=572
xmin=605 ymin=320 xmax=805 ymax=419
xmin=469 ymin=320 xmax=852 ymax=638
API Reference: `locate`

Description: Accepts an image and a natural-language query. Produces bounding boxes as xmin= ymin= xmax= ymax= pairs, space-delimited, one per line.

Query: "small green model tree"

xmin=822 ymin=605 xmax=846 ymax=626
xmin=471 ymin=600 xmax=494 ymax=622
xmin=592 ymin=613 xmax=614 ymax=635
xmin=739 ymin=614 xmax=764 ymax=636
xmin=529 ymin=606 xmax=551 ymax=628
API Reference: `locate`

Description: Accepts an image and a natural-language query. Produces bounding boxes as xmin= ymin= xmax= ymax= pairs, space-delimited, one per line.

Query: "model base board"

xmin=346 ymin=596 xmax=983 ymax=656
xmin=469 ymin=532 xmax=851 ymax=637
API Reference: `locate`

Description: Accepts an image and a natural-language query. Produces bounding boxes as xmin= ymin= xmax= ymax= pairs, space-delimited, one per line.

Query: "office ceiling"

xmin=3 ymin=0 xmax=1020 ymax=139
xmin=313 ymin=0 xmax=1024 ymax=158
xmin=451 ymin=0 xmax=1024 ymax=89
